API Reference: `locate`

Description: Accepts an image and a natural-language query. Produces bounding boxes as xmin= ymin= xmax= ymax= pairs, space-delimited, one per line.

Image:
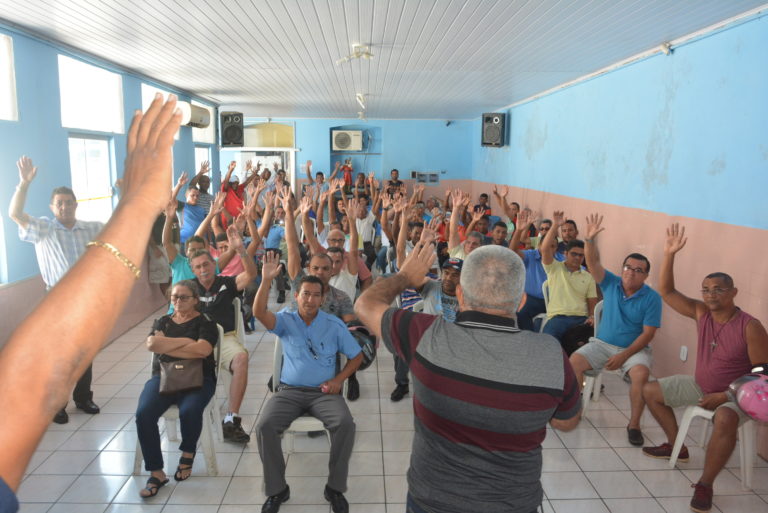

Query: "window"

xmin=59 ymin=55 xmax=123 ymax=132
xmin=68 ymin=137 xmax=114 ymax=223
xmin=0 ymin=33 xmax=17 ymax=121
xmin=192 ymin=101 xmax=215 ymax=143
xmin=195 ymin=146 xmax=211 ymax=172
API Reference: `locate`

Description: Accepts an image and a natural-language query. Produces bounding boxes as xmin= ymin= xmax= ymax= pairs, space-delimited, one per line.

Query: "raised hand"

xmin=304 ymin=185 xmax=316 ymax=201
xmin=552 ymin=210 xmax=565 ymax=227
xmin=261 ymin=250 xmax=282 ymax=282
xmin=500 ymin=185 xmax=510 ymax=198
xmin=664 ymin=223 xmax=687 ymax=255
xmin=428 ymin=216 xmax=442 ymax=232
xmin=450 ymin=189 xmax=463 ymax=210
xmin=471 ymin=208 xmax=484 ymax=222
xmin=299 ymin=195 xmax=313 ymax=216
xmin=198 ymin=160 xmax=210 ymax=175
xmin=584 ymin=213 xmax=605 ymax=240
xmin=17 ymin=156 xmax=37 ymax=185
xmin=211 ymin=192 xmax=226 ymax=215
xmin=516 ymin=209 xmax=533 ymax=229
xmin=319 ymin=190 xmax=330 ymax=205
xmin=176 ymin=171 xmax=189 ymax=188
xmin=392 ymin=195 xmax=408 ymax=213
xmin=227 ymin=224 xmax=245 ymax=252
xmin=398 ymin=236 xmax=437 ymax=288
xmin=276 ymin=185 xmax=292 ymax=212
xmin=264 ymin=190 xmax=276 ymax=209
xmin=164 ymin=198 xmax=177 ymax=217
xmin=228 ymin=161 xmax=236 ymax=172
xmin=245 ymin=159 xmax=253 ymax=171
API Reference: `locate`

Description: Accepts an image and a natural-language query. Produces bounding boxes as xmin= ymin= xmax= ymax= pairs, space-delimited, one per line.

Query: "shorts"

xmin=218 ymin=331 xmax=248 ymax=374
xmin=658 ymin=375 xmax=750 ymax=425
xmin=574 ymin=337 xmax=652 ymax=375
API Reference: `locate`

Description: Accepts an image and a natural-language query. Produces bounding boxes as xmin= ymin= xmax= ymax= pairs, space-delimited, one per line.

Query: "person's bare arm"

xmin=321 ymin=353 xmax=363 ymax=395
xmin=170 ymin=171 xmax=188 ymax=201
xmin=395 ymin=199 xmax=411 ymax=269
xmin=257 ymin=191 xmax=275 ymax=240
xmin=346 ymin=198 xmax=360 ymax=276
xmin=282 ymin=188 xmax=301 ymax=281
xmin=746 ymin=319 xmax=768 ymax=364
xmin=162 ymin=199 xmax=179 ymax=263
xmin=316 ymin=189 xmax=329 ymax=234
xmin=328 ymin=161 xmax=341 ymax=181
xmin=146 ymin=331 xmax=212 ymax=359
xmin=0 ymin=94 xmax=181 ymax=490
xmin=659 ymin=223 xmax=703 ymax=320
xmin=355 ymin=233 xmax=437 ymax=339
xmin=252 ymin=251 xmax=280 ymax=330
xmin=448 ymin=189 xmax=465 ymax=251
xmin=8 ymin=156 xmax=37 ymax=229
xmin=583 ymin=213 xmax=607 ymax=284
xmin=541 ymin=210 xmax=562 ymax=265
xmin=194 ymin=192 xmax=226 ymax=246
xmin=508 ymin=209 xmax=531 ymax=258
xmin=230 ymin=225 xmax=258 ymax=291
xmin=221 ymin=161 xmax=236 ymax=191
xmin=550 ymin=415 xmax=580 ymax=432
xmin=189 ymin=160 xmax=209 ymax=188
xmin=604 ymin=326 xmax=658 ymax=371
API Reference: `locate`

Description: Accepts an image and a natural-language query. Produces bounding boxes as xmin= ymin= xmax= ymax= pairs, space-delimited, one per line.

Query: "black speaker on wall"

xmin=481 ymin=112 xmax=505 ymax=147
xmin=220 ymin=111 xmax=244 ymax=147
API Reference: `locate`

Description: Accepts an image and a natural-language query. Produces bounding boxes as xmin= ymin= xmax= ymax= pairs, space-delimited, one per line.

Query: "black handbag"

xmin=159 ymin=358 xmax=203 ymax=395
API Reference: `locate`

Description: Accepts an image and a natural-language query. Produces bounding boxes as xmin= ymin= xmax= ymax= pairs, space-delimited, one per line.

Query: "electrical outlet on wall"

xmin=680 ymin=346 xmax=688 ymax=361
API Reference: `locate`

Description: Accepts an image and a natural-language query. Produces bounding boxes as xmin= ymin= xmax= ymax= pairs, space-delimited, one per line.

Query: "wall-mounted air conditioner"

xmin=332 ymin=130 xmax=363 ymax=151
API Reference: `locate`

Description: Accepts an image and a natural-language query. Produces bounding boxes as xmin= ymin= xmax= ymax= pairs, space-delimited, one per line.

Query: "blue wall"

xmin=472 ymin=14 xmax=768 ymax=230
xmin=222 ymin=118 xmax=474 ymax=184
xmin=0 ymin=26 xmax=218 ymax=284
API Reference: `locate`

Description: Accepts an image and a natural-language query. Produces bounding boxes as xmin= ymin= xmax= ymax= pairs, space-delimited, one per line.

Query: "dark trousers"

xmin=135 ymin=375 xmax=216 ymax=472
xmin=406 ymin=493 xmax=540 ymax=513
xmin=516 ymin=295 xmax=546 ymax=331
xmin=394 ymin=355 xmax=409 ymax=386
xmin=72 ymin=364 xmax=94 ymax=404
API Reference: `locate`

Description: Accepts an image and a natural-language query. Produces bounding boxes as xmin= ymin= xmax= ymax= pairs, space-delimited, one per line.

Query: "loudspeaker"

xmin=481 ymin=112 xmax=505 ymax=147
xmin=220 ymin=111 xmax=243 ymax=147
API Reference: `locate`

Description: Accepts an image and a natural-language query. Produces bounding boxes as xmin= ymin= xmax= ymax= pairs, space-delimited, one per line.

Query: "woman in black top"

xmin=135 ymin=280 xmax=218 ymax=498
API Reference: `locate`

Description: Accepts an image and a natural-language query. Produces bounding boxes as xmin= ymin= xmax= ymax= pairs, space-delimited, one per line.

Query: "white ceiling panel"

xmin=0 ymin=0 xmax=764 ymax=119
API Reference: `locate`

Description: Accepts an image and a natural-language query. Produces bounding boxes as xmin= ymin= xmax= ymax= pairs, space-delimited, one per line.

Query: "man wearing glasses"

xmin=253 ymin=252 xmax=363 ymax=513
xmin=569 ymin=213 xmax=662 ymax=447
xmin=540 ymin=211 xmax=598 ymax=345
xmin=640 ymin=224 xmax=768 ymax=513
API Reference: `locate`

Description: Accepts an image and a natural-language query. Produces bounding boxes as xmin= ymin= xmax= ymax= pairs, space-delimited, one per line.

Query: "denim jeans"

xmin=516 ymin=295 xmax=546 ymax=331
xmin=135 ymin=374 xmax=216 ymax=471
xmin=542 ymin=315 xmax=587 ymax=343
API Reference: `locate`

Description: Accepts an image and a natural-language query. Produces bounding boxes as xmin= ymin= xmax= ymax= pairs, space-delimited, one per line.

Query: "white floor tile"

xmin=166 ymin=476 xmax=231 ymax=505
xmin=570 ymin=448 xmax=628 ymax=471
xmin=33 ymin=450 xmax=99 ymax=475
xmin=585 ymin=471 xmax=650 ymax=498
xmin=58 ymin=475 xmax=129 ymax=504
xmin=17 ymin=475 xmax=78 ymax=503
xmin=550 ymin=498 xmax=609 ymax=513
xmin=712 ymin=494 xmax=768 ymax=512
xmin=634 ymin=470 xmax=693 ymax=497
xmin=541 ymin=472 xmax=599 ymax=499
xmin=542 ymin=449 xmax=580 ymax=472
xmin=603 ymin=497 xmax=665 ymax=512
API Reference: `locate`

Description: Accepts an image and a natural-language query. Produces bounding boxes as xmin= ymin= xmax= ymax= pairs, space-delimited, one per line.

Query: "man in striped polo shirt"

xmin=356 ymin=241 xmax=581 ymax=513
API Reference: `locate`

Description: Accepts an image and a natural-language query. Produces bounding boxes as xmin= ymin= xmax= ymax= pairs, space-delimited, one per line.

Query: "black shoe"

xmin=627 ymin=427 xmax=645 ymax=447
xmin=324 ymin=485 xmax=349 ymax=513
xmin=276 ymin=291 xmax=286 ymax=303
xmin=390 ymin=384 xmax=409 ymax=402
xmin=223 ymin=416 xmax=251 ymax=443
xmin=346 ymin=374 xmax=360 ymax=401
xmin=262 ymin=485 xmax=290 ymax=513
xmin=53 ymin=408 xmax=69 ymax=424
xmin=75 ymin=399 xmax=100 ymax=414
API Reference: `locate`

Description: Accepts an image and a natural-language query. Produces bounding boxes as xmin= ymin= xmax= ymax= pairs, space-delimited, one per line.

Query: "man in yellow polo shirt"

xmin=540 ymin=211 xmax=598 ymax=345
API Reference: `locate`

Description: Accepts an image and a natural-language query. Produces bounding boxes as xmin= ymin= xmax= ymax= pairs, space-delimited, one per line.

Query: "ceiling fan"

xmin=336 ymin=43 xmax=374 ymax=65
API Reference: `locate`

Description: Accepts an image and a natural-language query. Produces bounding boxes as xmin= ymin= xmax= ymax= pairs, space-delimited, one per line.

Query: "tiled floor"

xmin=16 ymin=298 xmax=768 ymax=513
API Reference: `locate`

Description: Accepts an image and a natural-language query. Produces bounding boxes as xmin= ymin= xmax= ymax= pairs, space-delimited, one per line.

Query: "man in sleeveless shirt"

xmin=642 ymin=224 xmax=768 ymax=513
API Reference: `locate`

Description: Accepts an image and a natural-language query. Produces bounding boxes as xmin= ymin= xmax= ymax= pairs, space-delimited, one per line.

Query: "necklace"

xmin=709 ymin=309 xmax=739 ymax=352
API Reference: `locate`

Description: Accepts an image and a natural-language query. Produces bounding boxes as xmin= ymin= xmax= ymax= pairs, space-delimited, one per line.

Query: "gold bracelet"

xmin=86 ymin=240 xmax=141 ymax=279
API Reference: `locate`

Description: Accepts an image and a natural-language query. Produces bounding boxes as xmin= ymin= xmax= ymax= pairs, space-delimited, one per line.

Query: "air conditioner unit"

xmin=332 ymin=130 xmax=363 ymax=151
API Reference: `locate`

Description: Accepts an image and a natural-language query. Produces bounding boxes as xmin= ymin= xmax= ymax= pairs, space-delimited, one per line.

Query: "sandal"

xmin=174 ymin=455 xmax=195 ymax=481
xmin=140 ymin=476 xmax=169 ymax=498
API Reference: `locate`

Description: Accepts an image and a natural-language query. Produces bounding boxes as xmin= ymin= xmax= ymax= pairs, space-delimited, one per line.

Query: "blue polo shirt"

xmin=522 ymin=249 xmax=564 ymax=299
xmin=597 ymin=270 xmax=662 ymax=348
xmin=271 ymin=309 xmax=361 ymax=387
xmin=256 ymin=220 xmax=286 ymax=250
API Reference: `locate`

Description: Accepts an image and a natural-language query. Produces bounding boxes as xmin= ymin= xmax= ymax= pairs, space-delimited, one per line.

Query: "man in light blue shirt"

xmin=9 ymin=156 xmax=103 ymax=425
xmin=253 ymin=252 xmax=362 ymax=513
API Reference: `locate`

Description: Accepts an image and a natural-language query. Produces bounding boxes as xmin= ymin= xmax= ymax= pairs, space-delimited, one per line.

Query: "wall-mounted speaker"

xmin=220 ymin=111 xmax=244 ymax=147
xmin=481 ymin=112 xmax=505 ymax=147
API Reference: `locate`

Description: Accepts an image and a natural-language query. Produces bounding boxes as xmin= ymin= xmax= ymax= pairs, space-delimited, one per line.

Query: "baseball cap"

xmin=442 ymin=258 xmax=463 ymax=271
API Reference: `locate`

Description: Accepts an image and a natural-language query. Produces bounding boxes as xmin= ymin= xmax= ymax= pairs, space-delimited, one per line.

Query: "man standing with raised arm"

xmin=569 ymin=213 xmax=661 ymax=447
xmin=8 ymin=156 xmax=104 ymax=425
xmin=641 ymin=224 xmax=768 ymax=513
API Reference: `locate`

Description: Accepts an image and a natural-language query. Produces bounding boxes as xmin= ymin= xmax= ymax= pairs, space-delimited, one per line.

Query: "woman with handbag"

xmin=135 ymin=280 xmax=218 ymax=498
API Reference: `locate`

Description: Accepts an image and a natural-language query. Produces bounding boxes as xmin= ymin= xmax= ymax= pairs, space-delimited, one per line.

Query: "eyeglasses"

xmin=701 ymin=287 xmax=732 ymax=296
xmin=622 ymin=265 xmax=647 ymax=274
xmin=170 ymin=295 xmax=193 ymax=302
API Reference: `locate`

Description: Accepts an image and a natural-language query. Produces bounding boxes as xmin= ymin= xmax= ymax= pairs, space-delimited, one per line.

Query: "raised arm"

xmin=658 ymin=223 xmax=702 ymax=320
xmin=304 ymin=160 xmax=315 ymax=185
xmin=448 ymin=189 xmax=467 ymax=251
xmin=583 ymin=213 xmax=607 ymax=284
xmin=328 ymin=161 xmax=341 ymax=181
xmin=189 ymin=160 xmax=209 ymax=188
xmin=230 ymin=225 xmax=258 ymax=291
xmin=541 ymin=210 xmax=562 ymax=265
xmin=252 ymin=250 xmax=280 ymax=330
xmin=316 ymin=189 xmax=329 ymax=234
xmin=281 ymin=187 xmax=300 ymax=281
xmin=0 ymin=94 xmax=181 ymax=490
xmin=194 ymin=192 xmax=226 ymax=245
xmin=394 ymin=198 xmax=410 ymax=269
xmin=257 ymin=191 xmax=275 ymax=240
xmin=346 ymin=198 xmax=360 ymax=276
xmin=508 ymin=209 xmax=532 ymax=258
xmin=162 ymin=198 xmax=179 ymax=263
xmin=8 ymin=156 xmax=37 ymax=229
xmin=170 ymin=171 xmax=188 ymax=201
xmin=221 ymin=161 xmax=236 ymax=191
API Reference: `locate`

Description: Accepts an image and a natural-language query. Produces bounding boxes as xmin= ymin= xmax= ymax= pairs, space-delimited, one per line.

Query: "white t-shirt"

xmin=355 ymin=211 xmax=376 ymax=243
xmin=329 ymin=268 xmax=358 ymax=301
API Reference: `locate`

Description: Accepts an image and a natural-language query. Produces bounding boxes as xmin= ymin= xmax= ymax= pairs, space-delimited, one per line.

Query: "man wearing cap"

xmin=221 ymin=160 xmax=259 ymax=226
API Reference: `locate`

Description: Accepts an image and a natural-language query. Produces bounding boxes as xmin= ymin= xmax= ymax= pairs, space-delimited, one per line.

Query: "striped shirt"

xmin=382 ymin=308 xmax=581 ymax=513
xmin=19 ymin=216 xmax=104 ymax=288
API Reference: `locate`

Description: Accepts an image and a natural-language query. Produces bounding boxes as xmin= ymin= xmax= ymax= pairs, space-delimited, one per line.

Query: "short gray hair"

xmin=460 ymin=245 xmax=525 ymax=315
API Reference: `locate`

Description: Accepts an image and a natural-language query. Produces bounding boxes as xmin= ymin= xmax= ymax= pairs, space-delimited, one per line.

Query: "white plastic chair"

xmin=272 ymin=335 xmax=347 ymax=454
xmin=669 ymin=405 xmax=755 ymax=490
xmin=532 ymin=280 xmax=550 ymax=332
xmin=579 ymin=301 xmax=604 ymax=419
xmin=211 ymin=298 xmax=246 ymax=440
xmin=133 ymin=332 xmax=221 ymax=476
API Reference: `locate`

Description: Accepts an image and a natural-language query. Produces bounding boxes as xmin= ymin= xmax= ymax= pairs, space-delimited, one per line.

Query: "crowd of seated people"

xmin=7 ymin=118 xmax=765 ymax=513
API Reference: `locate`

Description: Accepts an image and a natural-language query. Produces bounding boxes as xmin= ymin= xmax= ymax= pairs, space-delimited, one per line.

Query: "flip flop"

xmin=140 ymin=476 xmax=169 ymax=498
xmin=174 ymin=455 xmax=195 ymax=481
